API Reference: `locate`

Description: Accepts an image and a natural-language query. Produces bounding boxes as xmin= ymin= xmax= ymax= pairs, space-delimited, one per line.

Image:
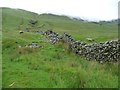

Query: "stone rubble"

xmin=19 ymin=42 xmax=43 ymax=49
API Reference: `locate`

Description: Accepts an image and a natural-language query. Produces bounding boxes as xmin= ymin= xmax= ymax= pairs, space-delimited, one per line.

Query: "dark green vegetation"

xmin=2 ymin=7 xmax=118 ymax=88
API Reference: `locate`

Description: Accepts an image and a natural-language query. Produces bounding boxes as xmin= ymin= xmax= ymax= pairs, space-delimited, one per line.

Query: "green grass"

xmin=2 ymin=7 xmax=118 ymax=88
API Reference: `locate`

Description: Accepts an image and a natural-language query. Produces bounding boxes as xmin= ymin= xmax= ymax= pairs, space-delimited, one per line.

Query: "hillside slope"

xmin=2 ymin=7 xmax=118 ymax=88
xmin=3 ymin=7 xmax=118 ymax=42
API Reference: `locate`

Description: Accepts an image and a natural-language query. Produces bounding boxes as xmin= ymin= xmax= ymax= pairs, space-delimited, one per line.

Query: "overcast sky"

xmin=0 ymin=0 xmax=119 ymax=21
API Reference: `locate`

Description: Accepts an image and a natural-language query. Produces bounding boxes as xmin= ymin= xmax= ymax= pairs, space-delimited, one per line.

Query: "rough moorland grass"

xmin=2 ymin=7 xmax=118 ymax=88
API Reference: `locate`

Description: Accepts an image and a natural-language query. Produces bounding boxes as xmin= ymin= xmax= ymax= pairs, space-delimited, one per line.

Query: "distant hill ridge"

xmin=1 ymin=7 xmax=118 ymax=24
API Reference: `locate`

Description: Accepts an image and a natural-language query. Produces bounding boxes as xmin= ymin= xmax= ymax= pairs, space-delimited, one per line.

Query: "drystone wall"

xmin=44 ymin=30 xmax=63 ymax=44
xmin=44 ymin=30 xmax=119 ymax=63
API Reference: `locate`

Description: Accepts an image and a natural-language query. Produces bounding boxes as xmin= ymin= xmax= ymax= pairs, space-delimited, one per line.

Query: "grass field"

xmin=2 ymin=7 xmax=118 ymax=88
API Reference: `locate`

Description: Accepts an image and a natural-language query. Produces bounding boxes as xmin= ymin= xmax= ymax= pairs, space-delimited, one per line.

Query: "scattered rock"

xmin=18 ymin=42 xmax=43 ymax=49
xmin=19 ymin=31 xmax=23 ymax=34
